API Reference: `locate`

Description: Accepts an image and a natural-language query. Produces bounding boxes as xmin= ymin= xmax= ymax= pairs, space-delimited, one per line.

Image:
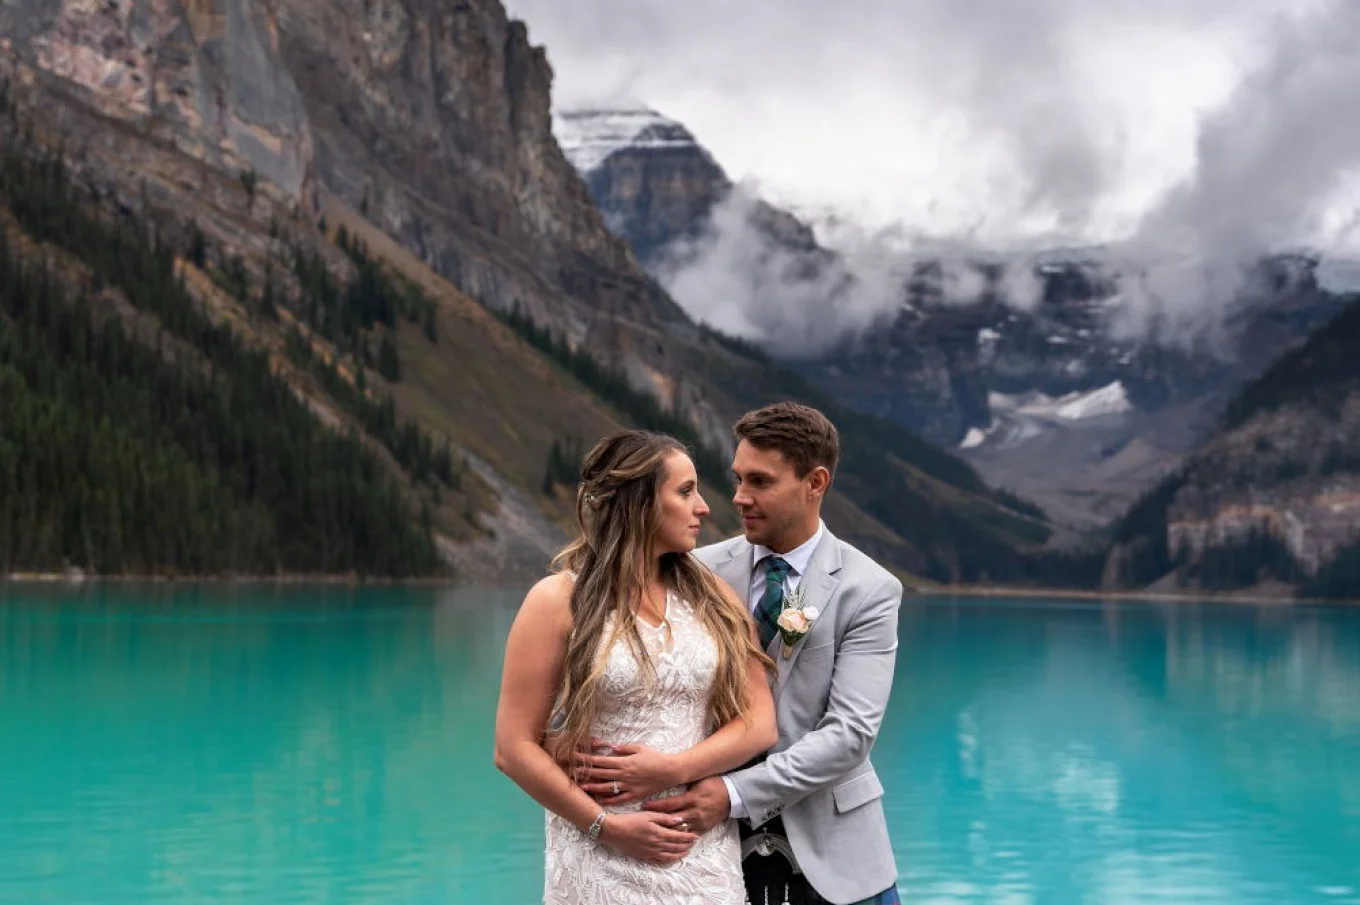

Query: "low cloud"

xmin=1113 ymin=1 xmax=1360 ymax=340
xmin=653 ymin=193 xmax=1053 ymax=356
xmin=653 ymin=189 xmax=904 ymax=357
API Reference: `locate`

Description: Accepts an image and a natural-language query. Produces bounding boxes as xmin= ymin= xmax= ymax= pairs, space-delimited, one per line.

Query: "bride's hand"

xmin=577 ymin=744 xmax=681 ymax=805
xmin=545 ymin=734 xmax=606 ymax=776
xmin=598 ymin=811 xmax=698 ymax=866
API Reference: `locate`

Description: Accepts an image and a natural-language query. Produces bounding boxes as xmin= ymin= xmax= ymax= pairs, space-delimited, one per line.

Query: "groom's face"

xmin=730 ymin=440 xmax=814 ymax=552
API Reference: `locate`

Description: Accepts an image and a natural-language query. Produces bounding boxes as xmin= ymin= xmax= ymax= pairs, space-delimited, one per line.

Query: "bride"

xmin=494 ymin=429 xmax=777 ymax=904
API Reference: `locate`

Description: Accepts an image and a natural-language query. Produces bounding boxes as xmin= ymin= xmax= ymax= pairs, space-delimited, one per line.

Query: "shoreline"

xmin=925 ymin=583 xmax=1356 ymax=606
xmin=4 ymin=573 xmax=1353 ymax=606
xmin=1 ymin=571 xmax=458 ymax=588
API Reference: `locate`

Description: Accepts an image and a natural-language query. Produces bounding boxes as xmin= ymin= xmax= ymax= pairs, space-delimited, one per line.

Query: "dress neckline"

xmin=637 ymin=588 xmax=673 ymax=632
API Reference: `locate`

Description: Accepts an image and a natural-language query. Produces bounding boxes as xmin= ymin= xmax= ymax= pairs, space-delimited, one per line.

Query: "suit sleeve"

xmin=726 ymin=575 xmax=902 ymax=826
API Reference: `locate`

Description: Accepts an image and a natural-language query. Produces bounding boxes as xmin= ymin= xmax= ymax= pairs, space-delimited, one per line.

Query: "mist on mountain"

xmin=519 ymin=0 xmax=1360 ymax=354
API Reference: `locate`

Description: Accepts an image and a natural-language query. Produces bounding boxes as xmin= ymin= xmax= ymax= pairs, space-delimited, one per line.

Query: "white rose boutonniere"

xmin=774 ymin=585 xmax=820 ymax=658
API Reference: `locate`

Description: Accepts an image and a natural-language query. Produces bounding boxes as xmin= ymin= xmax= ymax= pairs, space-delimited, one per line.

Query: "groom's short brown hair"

xmin=734 ymin=402 xmax=840 ymax=479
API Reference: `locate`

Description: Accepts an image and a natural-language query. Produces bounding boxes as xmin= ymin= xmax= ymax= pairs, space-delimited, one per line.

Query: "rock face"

xmin=0 ymin=0 xmax=679 ymax=331
xmin=0 ymin=0 xmax=730 ymax=448
xmin=267 ymin=3 xmax=743 ymax=448
xmin=1102 ymin=294 xmax=1360 ymax=593
xmin=272 ymin=1 xmax=659 ymax=326
xmin=1166 ymin=384 xmax=1360 ymax=576
xmin=556 ymin=105 xmax=837 ymax=278
xmin=556 ymin=105 xmax=728 ymax=267
xmin=1117 ymin=398 xmax=1360 ymax=589
xmin=1 ymin=0 xmax=314 ymax=198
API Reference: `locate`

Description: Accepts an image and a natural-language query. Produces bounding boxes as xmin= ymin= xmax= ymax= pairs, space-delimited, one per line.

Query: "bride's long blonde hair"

xmin=550 ymin=430 xmax=771 ymax=767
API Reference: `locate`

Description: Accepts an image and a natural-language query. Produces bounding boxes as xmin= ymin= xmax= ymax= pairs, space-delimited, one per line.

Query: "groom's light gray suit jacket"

xmin=694 ymin=528 xmax=902 ymax=905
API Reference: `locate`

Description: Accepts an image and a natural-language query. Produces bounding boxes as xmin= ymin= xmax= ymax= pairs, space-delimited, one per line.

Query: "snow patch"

xmin=1054 ymin=381 xmax=1133 ymax=419
xmin=960 ymin=426 xmax=990 ymax=449
xmin=554 ymin=105 xmax=701 ymax=173
xmin=964 ymin=382 xmax=1134 ymax=451
xmin=990 ymin=381 xmax=1132 ymax=422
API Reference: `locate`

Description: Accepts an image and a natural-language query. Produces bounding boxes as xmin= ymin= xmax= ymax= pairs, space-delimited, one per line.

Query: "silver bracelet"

xmin=586 ymin=811 xmax=606 ymax=842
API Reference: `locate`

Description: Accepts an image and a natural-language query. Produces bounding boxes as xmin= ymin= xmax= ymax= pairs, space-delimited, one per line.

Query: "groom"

xmin=651 ymin=402 xmax=903 ymax=905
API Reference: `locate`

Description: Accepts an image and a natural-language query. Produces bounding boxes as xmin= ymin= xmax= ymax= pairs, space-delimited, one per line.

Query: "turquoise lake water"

xmin=1 ymin=584 xmax=1358 ymax=904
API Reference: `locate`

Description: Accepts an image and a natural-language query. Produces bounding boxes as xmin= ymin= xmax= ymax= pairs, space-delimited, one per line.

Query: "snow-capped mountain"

xmin=555 ymin=105 xmax=708 ymax=174
xmin=555 ymin=103 xmax=1352 ymax=529
xmin=553 ymin=104 xmax=735 ymax=267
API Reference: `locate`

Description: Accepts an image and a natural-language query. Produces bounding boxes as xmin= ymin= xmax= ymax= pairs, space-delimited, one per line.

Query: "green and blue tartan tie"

xmin=754 ymin=556 xmax=792 ymax=649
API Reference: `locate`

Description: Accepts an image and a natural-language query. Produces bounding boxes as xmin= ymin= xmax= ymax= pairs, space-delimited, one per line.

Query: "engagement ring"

xmin=612 ymin=781 xmax=620 ymax=796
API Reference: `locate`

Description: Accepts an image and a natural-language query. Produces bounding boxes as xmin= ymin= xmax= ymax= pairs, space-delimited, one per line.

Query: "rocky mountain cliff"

xmin=556 ymin=104 xmax=828 ymax=276
xmin=0 ymin=0 xmax=1052 ymax=584
xmin=0 ymin=0 xmax=697 ymax=407
xmin=559 ymin=103 xmax=1351 ymax=531
xmin=555 ymin=106 xmax=723 ymax=267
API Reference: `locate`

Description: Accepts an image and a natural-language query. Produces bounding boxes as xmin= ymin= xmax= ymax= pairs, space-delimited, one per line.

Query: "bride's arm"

xmin=492 ymin=573 xmax=607 ymax=832
xmin=493 ymin=574 xmax=696 ymax=864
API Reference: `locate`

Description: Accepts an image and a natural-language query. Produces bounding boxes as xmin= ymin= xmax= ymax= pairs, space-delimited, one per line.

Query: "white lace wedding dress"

xmin=544 ymin=589 xmax=746 ymax=904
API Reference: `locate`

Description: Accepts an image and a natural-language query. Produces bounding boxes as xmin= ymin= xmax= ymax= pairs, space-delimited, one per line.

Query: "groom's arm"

xmin=727 ymin=575 xmax=901 ymax=827
xmin=721 ymin=776 xmax=750 ymax=819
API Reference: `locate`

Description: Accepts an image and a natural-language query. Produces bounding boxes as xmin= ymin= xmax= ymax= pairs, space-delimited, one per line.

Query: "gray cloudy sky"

xmin=506 ymin=0 xmax=1351 ymax=251
xmin=506 ymin=0 xmax=1360 ymax=350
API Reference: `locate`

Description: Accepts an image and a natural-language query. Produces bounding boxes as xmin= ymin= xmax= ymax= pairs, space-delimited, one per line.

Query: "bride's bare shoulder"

xmin=516 ymin=571 xmax=575 ymax=627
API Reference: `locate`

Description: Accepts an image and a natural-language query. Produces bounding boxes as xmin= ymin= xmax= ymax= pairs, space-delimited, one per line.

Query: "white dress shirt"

xmin=722 ymin=521 xmax=825 ymax=820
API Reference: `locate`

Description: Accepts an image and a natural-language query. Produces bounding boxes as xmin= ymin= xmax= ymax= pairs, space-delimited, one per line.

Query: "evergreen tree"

xmin=423 ymin=303 xmax=438 ymax=343
xmin=542 ymin=437 xmax=582 ymax=495
xmin=378 ymin=332 xmax=401 ymax=381
xmin=1303 ymin=541 xmax=1360 ymax=600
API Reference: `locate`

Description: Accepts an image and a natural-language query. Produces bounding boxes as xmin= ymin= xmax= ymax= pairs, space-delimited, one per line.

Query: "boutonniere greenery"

xmin=775 ymin=584 xmax=820 ymax=659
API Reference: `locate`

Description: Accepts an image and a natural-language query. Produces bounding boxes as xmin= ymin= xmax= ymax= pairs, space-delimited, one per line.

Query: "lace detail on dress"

xmin=544 ymin=591 xmax=745 ymax=905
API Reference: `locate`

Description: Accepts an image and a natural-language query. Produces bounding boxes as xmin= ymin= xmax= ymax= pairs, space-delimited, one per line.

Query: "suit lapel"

xmin=774 ymin=530 xmax=843 ymax=697
xmin=713 ymin=538 xmax=755 ymax=607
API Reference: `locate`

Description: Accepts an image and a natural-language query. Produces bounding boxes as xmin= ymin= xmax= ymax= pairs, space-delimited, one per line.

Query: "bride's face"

xmin=652 ymin=451 xmax=710 ymax=555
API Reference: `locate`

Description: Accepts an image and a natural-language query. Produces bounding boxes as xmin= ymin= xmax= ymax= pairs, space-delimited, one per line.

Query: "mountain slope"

xmin=1103 ymin=294 xmax=1360 ymax=598
xmin=0 ymin=97 xmax=674 ymax=579
xmin=0 ymin=1 xmax=1054 ymax=584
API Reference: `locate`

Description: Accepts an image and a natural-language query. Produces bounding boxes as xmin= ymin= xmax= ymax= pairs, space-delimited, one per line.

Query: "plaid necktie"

xmin=754 ymin=556 xmax=792 ymax=649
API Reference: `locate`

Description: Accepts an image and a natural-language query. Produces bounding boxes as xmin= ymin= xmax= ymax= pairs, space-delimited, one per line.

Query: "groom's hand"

xmin=643 ymin=775 xmax=730 ymax=834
